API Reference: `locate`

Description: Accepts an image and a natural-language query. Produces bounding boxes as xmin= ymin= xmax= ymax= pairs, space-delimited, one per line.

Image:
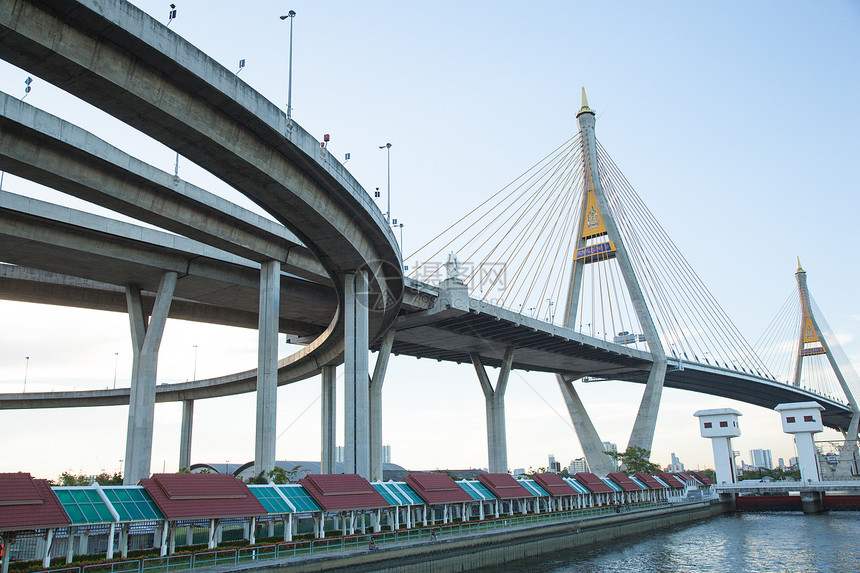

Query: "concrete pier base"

xmin=800 ymin=491 xmax=824 ymax=514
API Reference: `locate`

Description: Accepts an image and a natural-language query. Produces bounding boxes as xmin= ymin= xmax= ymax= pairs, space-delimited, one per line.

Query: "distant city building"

xmin=750 ymin=449 xmax=773 ymax=470
xmin=602 ymin=442 xmax=617 ymax=454
xmin=383 ymin=445 xmax=391 ymax=464
xmin=512 ymin=468 xmax=526 ymax=476
xmin=548 ymin=454 xmax=560 ymax=473
xmin=335 ymin=446 xmax=344 ymax=464
xmin=569 ymin=457 xmax=588 ymax=474
xmin=778 ymin=457 xmax=785 ymax=469
xmin=789 ymin=456 xmax=799 ymax=469
xmin=669 ymin=452 xmax=685 ymax=472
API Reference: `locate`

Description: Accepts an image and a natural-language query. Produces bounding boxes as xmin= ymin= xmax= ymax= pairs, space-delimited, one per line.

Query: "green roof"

xmin=457 ymin=480 xmax=495 ymax=501
xmin=276 ymin=485 xmax=321 ymax=513
xmin=249 ymin=485 xmax=295 ymax=514
xmin=102 ymin=486 xmax=163 ymax=522
xmin=54 ymin=487 xmax=114 ymax=525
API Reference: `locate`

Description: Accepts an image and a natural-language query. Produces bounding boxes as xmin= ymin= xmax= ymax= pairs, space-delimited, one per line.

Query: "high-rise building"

xmin=383 ymin=445 xmax=391 ymax=464
xmin=750 ymin=449 xmax=773 ymax=469
xmin=602 ymin=442 xmax=617 ymax=454
xmin=335 ymin=446 xmax=344 ymax=464
xmin=569 ymin=458 xmax=588 ymax=474
xmin=669 ymin=452 xmax=685 ymax=472
xmin=778 ymin=457 xmax=785 ymax=469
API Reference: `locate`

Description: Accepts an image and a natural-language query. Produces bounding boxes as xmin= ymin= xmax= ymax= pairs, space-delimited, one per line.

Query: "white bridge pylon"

xmin=408 ymin=90 xmax=773 ymax=471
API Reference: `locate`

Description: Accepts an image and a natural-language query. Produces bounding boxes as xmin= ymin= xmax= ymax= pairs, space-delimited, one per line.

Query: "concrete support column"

xmin=628 ymin=360 xmax=667 ymax=453
xmin=471 ymin=347 xmax=514 ymax=473
xmin=557 ymin=374 xmax=616 ymax=476
xmin=320 ymin=365 xmax=337 ymax=474
xmin=124 ymin=272 xmax=177 ymax=485
xmin=41 ymin=529 xmax=53 ymax=568
xmin=65 ymin=527 xmax=75 ymax=564
xmin=179 ymin=400 xmax=193 ymax=471
xmin=370 ymin=329 xmax=395 ymax=482
xmin=255 ymin=261 xmax=281 ymax=479
xmin=344 ymin=271 xmax=370 ymax=478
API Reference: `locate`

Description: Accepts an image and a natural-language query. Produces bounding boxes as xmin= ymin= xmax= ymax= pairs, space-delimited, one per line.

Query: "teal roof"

xmin=457 ymin=480 xmax=495 ymax=501
xmin=277 ymin=485 xmax=321 ymax=513
xmin=54 ymin=487 xmax=115 ymax=525
xmin=372 ymin=482 xmax=423 ymax=506
xmin=600 ymin=478 xmax=623 ymax=492
xmin=101 ymin=486 xmax=162 ymax=521
xmin=562 ymin=477 xmax=590 ymax=494
xmin=249 ymin=485 xmax=295 ymax=514
xmin=629 ymin=476 xmax=649 ymax=490
xmin=517 ymin=479 xmax=550 ymax=497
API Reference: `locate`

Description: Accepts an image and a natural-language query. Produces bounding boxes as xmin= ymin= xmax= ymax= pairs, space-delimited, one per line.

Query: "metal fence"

xmin=27 ymin=501 xmax=670 ymax=573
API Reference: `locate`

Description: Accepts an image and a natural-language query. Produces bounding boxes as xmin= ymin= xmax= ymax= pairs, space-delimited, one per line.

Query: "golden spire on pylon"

xmin=796 ymin=257 xmax=805 ymax=274
xmin=576 ymin=87 xmax=594 ymax=118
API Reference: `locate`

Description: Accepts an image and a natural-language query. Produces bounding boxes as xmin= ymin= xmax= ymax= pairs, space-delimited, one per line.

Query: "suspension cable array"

xmin=407 ymin=132 xmax=772 ymax=377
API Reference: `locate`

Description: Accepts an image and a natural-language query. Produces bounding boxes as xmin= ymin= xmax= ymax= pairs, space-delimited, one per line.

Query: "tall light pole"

xmin=193 ymin=345 xmax=198 ymax=381
xmin=379 ymin=143 xmax=392 ymax=223
xmin=280 ymin=11 xmax=297 ymax=123
xmin=113 ymin=352 xmax=119 ymax=389
xmin=23 ymin=356 xmax=29 ymax=393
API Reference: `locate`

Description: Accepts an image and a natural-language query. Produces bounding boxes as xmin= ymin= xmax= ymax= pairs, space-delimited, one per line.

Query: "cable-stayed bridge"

xmin=0 ymin=0 xmax=856 ymax=482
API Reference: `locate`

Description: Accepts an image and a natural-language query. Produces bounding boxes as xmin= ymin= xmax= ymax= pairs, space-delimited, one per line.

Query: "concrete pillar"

xmin=801 ymin=491 xmax=824 ymax=514
xmin=255 ymin=260 xmax=281 ymax=479
xmin=106 ymin=523 xmax=115 ymax=559
xmin=557 ymin=374 xmax=616 ymax=475
xmin=471 ymin=348 xmax=514 ymax=473
xmin=124 ymin=272 xmax=177 ymax=484
xmin=344 ymin=271 xmax=370 ymax=478
xmin=41 ymin=529 xmax=53 ymax=568
xmin=179 ymin=400 xmax=193 ymax=470
xmin=208 ymin=519 xmax=217 ymax=549
xmin=65 ymin=527 xmax=75 ymax=564
xmin=370 ymin=328 xmax=395 ymax=482
xmin=628 ymin=359 xmax=668 ymax=453
xmin=320 ymin=365 xmax=336 ymax=474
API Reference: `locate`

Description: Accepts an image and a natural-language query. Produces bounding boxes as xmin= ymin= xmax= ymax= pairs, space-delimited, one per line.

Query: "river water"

xmin=476 ymin=512 xmax=860 ymax=573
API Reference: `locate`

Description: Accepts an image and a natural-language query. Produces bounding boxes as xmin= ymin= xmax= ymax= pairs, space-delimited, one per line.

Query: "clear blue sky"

xmin=1 ymin=1 xmax=859 ymax=479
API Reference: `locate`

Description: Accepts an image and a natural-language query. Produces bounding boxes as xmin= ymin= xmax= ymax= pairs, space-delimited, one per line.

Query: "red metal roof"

xmin=606 ymin=472 xmax=642 ymax=492
xmin=689 ymin=471 xmax=714 ymax=485
xmin=299 ymin=474 xmax=388 ymax=511
xmin=0 ymin=473 xmax=70 ymax=532
xmin=656 ymin=472 xmax=686 ymax=488
xmin=531 ymin=473 xmax=577 ymax=496
xmin=404 ymin=473 xmax=472 ymax=504
xmin=572 ymin=472 xmax=614 ymax=494
xmin=633 ymin=473 xmax=668 ymax=489
xmin=477 ymin=473 xmax=531 ymax=500
xmin=140 ymin=474 xmax=266 ymax=520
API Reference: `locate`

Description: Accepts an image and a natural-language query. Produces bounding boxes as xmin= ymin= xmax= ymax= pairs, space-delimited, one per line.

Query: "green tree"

xmin=605 ymin=446 xmax=661 ymax=475
xmin=267 ymin=465 xmax=304 ymax=484
xmin=58 ymin=471 xmax=91 ymax=486
xmin=94 ymin=472 xmax=123 ymax=485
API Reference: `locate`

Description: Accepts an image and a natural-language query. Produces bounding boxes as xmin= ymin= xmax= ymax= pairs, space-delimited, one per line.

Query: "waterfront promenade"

xmin=11 ymin=500 xmax=719 ymax=573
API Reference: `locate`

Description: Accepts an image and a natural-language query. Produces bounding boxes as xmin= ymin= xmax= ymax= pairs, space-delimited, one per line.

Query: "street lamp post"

xmin=193 ymin=345 xmax=198 ymax=381
xmin=379 ymin=143 xmax=392 ymax=223
xmin=23 ymin=356 xmax=29 ymax=392
xmin=113 ymin=352 xmax=119 ymax=389
xmin=280 ymin=11 xmax=297 ymax=123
